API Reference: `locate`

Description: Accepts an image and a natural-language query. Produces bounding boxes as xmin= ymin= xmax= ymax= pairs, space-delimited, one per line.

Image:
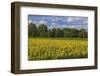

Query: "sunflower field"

xmin=28 ymin=38 xmax=88 ymax=60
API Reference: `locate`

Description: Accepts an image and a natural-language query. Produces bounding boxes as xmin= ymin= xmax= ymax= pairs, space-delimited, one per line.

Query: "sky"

xmin=28 ymin=15 xmax=88 ymax=30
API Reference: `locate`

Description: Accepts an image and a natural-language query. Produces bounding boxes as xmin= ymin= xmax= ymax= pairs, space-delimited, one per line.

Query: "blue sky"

xmin=28 ymin=15 xmax=88 ymax=30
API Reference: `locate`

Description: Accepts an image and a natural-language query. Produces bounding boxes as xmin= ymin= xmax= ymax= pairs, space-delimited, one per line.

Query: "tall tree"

xmin=78 ymin=29 xmax=87 ymax=38
xmin=50 ymin=28 xmax=56 ymax=37
xmin=63 ymin=28 xmax=72 ymax=38
xmin=28 ymin=22 xmax=87 ymax=38
xmin=70 ymin=28 xmax=80 ymax=38
xmin=28 ymin=23 xmax=37 ymax=37
xmin=38 ymin=24 xmax=48 ymax=37
xmin=55 ymin=28 xmax=64 ymax=37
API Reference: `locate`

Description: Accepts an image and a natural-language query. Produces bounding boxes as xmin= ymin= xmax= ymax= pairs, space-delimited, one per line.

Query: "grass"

xmin=28 ymin=38 xmax=88 ymax=61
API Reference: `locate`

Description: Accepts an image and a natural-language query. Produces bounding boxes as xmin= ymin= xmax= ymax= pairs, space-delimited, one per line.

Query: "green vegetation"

xmin=28 ymin=23 xmax=88 ymax=61
xmin=28 ymin=38 xmax=88 ymax=60
xmin=28 ymin=23 xmax=88 ymax=38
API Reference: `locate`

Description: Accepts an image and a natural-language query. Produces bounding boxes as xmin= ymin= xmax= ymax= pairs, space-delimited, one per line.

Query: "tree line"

xmin=28 ymin=23 xmax=87 ymax=38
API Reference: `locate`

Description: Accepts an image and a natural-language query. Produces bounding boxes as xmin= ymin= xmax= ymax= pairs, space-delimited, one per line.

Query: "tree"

xmin=28 ymin=23 xmax=37 ymax=37
xmin=28 ymin=22 xmax=87 ymax=38
xmin=55 ymin=28 xmax=64 ymax=37
xmin=63 ymin=28 xmax=72 ymax=38
xmin=70 ymin=28 xmax=80 ymax=38
xmin=38 ymin=24 xmax=48 ymax=37
xmin=48 ymin=28 xmax=56 ymax=37
xmin=78 ymin=29 xmax=87 ymax=38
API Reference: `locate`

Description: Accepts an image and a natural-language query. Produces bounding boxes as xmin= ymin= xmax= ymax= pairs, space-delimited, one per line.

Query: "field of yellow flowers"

xmin=28 ymin=38 xmax=88 ymax=60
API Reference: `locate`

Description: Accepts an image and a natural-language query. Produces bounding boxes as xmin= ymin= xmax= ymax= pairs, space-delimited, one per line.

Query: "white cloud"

xmin=39 ymin=20 xmax=47 ymax=24
xmin=41 ymin=17 xmax=47 ymax=20
xmin=51 ymin=23 xmax=57 ymax=25
xmin=28 ymin=20 xmax=33 ymax=24
xmin=63 ymin=17 xmax=87 ymax=23
xmin=67 ymin=25 xmax=86 ymax=30
xmin=33 ymin=21 xmax=38 ymax=24
xmin=50 ymin=23 xmax=67 ymax=29
xmin=70 ymin=25 xmax=76 ymax=28
xmin=50 ymin=23 xmax=58 ymax=28
xmin=51 ymin=17 xmax=61 ymax=22
xmin=63 ymin=17 xmax=74 ymax=22
xmin=67 ymin=18 xmax=73 ymax=22
xmin=28 ymin=20 xmax=39 ymax=25
xmin=83 ymin=20 xmax=88 ymax=24
xmin=37 ymin=20 xmax=48 ymax=27
xmin=62 ymin=25 xmax=67 ymax=28
xmin=28 ymin=20 xmax=48 ymax=27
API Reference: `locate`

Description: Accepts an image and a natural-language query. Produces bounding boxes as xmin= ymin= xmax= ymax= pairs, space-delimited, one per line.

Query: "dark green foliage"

xmin=28 ymin=23 xmax=37 ymax=37
xmin=55 ymin=28 xmax=64 ymax=37
xmin=47 ymin=29 xmax=56 ymax=37
xmin=28 ymin=22 xmax=88 ymax=38
xmin=78 ymin=29 xmax=88 ymax=38
xmin=37 ymin=24 xmax=48 ymax=37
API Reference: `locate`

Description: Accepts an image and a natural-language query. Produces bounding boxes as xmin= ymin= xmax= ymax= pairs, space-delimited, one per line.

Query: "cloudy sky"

xmin=28 ymin=15 xmax=88 ymax=30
